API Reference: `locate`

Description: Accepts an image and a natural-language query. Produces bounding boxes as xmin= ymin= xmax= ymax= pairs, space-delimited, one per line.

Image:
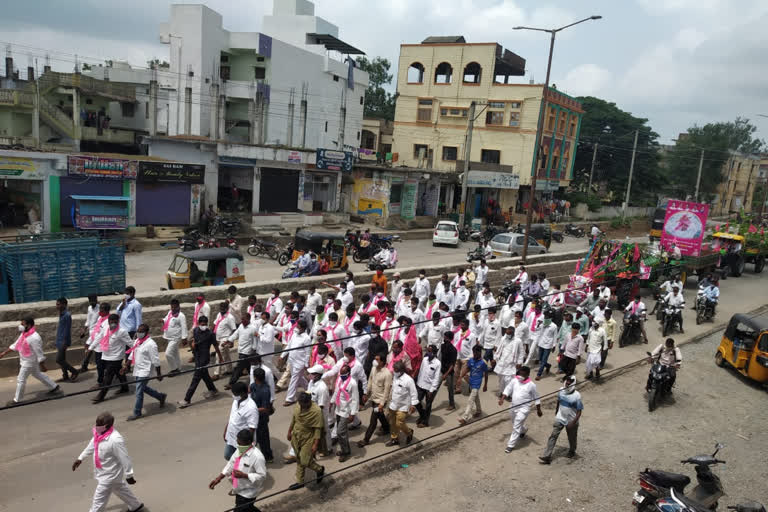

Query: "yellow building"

xmin=713 ymin=152 xmax=761 ymax=215
xmin=391 ymin=36 xmax=583 ymax=220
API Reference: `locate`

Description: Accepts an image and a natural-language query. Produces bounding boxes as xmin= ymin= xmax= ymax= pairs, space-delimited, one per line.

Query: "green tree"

xmin=356 ymin=56 xmax=396 ymax=120
xmin=147 ymin=58 xmax=170 ymax=70
xmin=572 ymin=96 xmax=663 ymax=205
xmin=668 ymin=118 xmax=765 ymax=200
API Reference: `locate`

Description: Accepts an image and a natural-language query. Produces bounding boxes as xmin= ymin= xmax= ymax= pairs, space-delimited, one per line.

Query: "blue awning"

xmin=69 ymin=195 xmax=132 ymax=202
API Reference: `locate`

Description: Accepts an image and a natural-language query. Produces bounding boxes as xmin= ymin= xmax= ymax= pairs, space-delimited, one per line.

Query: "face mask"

xmin=94 ymin=425 xmax=108 ymax=435
xmin=419 ymin=274 xmax=425 ymax=279
xmin=342 ymin=356 xmax=350 ymax=363
xmin=199 ymin=325 xmax=209 ymax=331
xmin=109 ymin=323 xmax=118 ymax=330
xmin=273 ymin=293 xmax=279 ymax=298
xmin=236 ymin=444 xmax=251 ymax=456
xmin=565 ymin=381 xmax=577 ymax=394
xmin=232 ymin=393 xmax=239 ymax=400
xmin=544 ymin=319 xmax=552 ymax=326
xmin=18 ymin=325 xmax=25 ymax=332
xmin=124 ymin=294 xmax=131 ymax=301
xmin=427 ymin=352 xmax=435 ymax=360
xmin=371 ymin=360 xmax=379 ymax=369
xmin=138 ymin=331 xmax=148 ymax=338
xmin=340 ymin=373 xmax=350 ymax=381
xmin=394 ymin=371 xmax=403 ymax=378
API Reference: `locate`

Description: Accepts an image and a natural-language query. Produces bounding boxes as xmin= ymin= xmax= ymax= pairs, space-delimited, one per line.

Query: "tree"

xmin=356 ymin=56 xmax=396 ymax=121
xmin=147 ymin=58 xmax=170 ymax=70
xmin=572 ymin=96 xmax=664 ymax=205
xmin=81 ymin=62 xmax=92 ymax=71
xmin=667 ymin=118 xmax=765 ymax=200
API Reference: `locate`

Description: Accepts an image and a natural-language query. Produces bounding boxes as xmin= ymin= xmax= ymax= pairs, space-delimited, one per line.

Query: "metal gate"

xmin=59 ymin=177 xmax=123 ymax=227
xmin=136 ymin=182 xmax=191 ymax=225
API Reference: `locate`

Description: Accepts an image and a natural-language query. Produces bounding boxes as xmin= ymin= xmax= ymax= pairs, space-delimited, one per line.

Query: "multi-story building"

xmin=713 ymin=152 xmax=761 ymax=215
xmin=392 ymin=36 xmax=583 ymax=219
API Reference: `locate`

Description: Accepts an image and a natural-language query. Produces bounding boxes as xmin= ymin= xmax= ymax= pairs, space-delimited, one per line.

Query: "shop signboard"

xmin=0 ymin=156 xmax=41 ymax=179
xmin=661 ymin=200 xmax=709 ymax=256
xmin=467 ymin=171 xmax=520 ymax=190
xmin=288 ymin=151 xmax=302 ymax=164
xmin=400 ymin=179 xmax=418 ymax=219
xmin=534 ymin=179 xmax=560 ymax=192
xmin=68 ymin=155 xmax=138 ymax=180
xmin=77 ymin=214 xmax=129 ymax=229
xmin=316 ymin=148 xmax=353 ymax=172
xmin=138 ymin=162 xmax=205 ymax=184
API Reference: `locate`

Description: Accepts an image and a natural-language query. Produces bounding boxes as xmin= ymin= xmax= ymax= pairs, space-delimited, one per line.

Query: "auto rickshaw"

xmin=290 ymin=231 xmax=349 ymax=272
xmin=527 ymin=224 xmax=553 ymax=250
xmin=166 ymin=248 xmax=246 ymax=290
xmin=715 ymin=313 xmax=768 ymax=384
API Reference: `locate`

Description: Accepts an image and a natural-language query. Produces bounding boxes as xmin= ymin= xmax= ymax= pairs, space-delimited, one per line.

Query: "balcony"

xmin=0 ymin=89 xmax=35 ymax=107
xmin=81 ymin=126 xmax=136 ymax=144
xmin=37 ymin=72 xmax=135 ymax=101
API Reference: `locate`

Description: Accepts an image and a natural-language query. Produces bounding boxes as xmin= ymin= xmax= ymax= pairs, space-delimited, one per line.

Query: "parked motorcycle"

xmin=247 ymin=238 xmax=280 ymax=259
xmin=619 ymin=312 xmax=644 ymax=347
xmin=632 ymin=443 xmax=727 ymax=511
xmin=458 ymin=225 xmax=473 ymax=242
xmin=226 ymin=238 xmax=238 ymax=250
xmin=646 ymin=350 xmax=676 ymax=412
xmin=178 ymin=229 xmax=202 ymax=252
xmin=281 ymin=262 xmax=298 ymax=279
xmin=466 ymin=246 xmax=495 ymax=263
xmin=695 ymin=288 xmax=717 ymax=325
xmin=662 ymin=303 xmax=683 ymax=336
xmin=552 ymin=230 xmax=564 ymax=243
xmin=209 ymin=215 xmax=241 ymax=237
xmin=658 ymin=490 xmax=765 ymax=512
xmin=564 ymin=223 xmax=585 ymax=238
xmin=277 ymin=242 xmax=294 ymax=266
xmin=650 ymin=286 xmax=665 ymax=321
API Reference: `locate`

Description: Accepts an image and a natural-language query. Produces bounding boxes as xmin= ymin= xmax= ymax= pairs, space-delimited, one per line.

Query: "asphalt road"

xmin=0 ymin=257 xmax=765 ymax=512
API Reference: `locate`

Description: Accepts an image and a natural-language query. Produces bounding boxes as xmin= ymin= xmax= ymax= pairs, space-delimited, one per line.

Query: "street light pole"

xmin=515 ymin=15 xmax=602 ymax=263
xmin=459 ymin=101 xmax=477 ymax=229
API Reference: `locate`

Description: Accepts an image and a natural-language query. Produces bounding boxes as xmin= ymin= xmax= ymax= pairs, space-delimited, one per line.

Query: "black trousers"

xmin=363 ymin=401 xmax=390 ymax=442
xmin=184 ymin=365 xmax=217 ymax=402
xmin=560 ymin=355 xmax=577 ymax=376
xmin=94 ymin=352 xmax=105 ymax=384
xmin=56 ymin=345 xmax=77 ymax=378
xmin=95 ymin=359 xmax=128 ymax=400
xmin=256 ymin=413 xmax=273 ymax=460
xmin=229 ymin=353 xmax=255 ymax=387
xmin=415 ymin=386 xmax=436 ymax=426
xmin=234 ymin=494 xmax=262 ymax=512
xmin=80 ymin=348 xmax=93 ymax=371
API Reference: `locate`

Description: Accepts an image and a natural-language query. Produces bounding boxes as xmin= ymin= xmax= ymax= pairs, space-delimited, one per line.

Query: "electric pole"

xmin=694 ymin=149 xmax=704 ymax=201
xmin=622 ymin=129 xmax=639 ymax=218
xmin=588 ymin=142 xmax=598 ymax=193
xmin=459 ymin=101 xmax=477 ymax=229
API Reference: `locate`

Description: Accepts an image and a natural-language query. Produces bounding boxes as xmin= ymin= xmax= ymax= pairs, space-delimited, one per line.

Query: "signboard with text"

xmin=467 ymin=170 xmax=519 ymax=190
xmin=0 ymin=156 xmax=40 ymax=179
xmin=138 ymin=162 xmax=205 ymax=184
xmin=316 ymin=148 xmax=353 ymax=172
xmin=661 ymin=200 xmax=709 ymax=256
xmin=68 ymin=155 xmax=137 ymax=180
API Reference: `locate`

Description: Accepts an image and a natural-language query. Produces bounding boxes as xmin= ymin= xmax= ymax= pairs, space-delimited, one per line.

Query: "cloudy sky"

xmin=2 ymin=0 xmax=767 ymax=144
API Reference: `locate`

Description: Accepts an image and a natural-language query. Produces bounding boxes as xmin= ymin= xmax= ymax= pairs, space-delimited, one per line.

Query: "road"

xmin=125 ymin=235 xmax=608 ymax=293
xmin=0 ymin=259 xmax=765 ymax=512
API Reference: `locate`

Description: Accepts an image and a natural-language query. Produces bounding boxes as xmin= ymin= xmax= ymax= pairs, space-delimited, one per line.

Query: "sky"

xmin=2 ymin=0 xmax=768 ymax=145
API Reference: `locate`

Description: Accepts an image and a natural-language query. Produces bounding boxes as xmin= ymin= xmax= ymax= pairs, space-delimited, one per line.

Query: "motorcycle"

xmin=466 ymin=246 xmax=495 ymax=263
xmin=695 ymin=289 xmax=717 ymax=325
xmin=226 ymin=238 xmax=238 ymax=250
xmin=497 ymin=280 xmax=519 ymax=304
xmin=564 ymin=223 xmax=585 ymax=238
xmin=281 ymin=262 xmax=298 ymax=279
xmin=662 ymin=303 xmax=683 ymax=336
xmin=552 ymin=230 xmax=564 ymax=243
xmin=619 ymin=312 xmax=644 ymax=347
xmin=650 ymin=286 xmax=665 ymax=321
xmin=632 ymin=443 xmax=727 ymax=511
xmin=277 ymin=242 xmax=295 ymax=266
xmin=658 ymin=491 xmax=764 ymax=512
xmin=367 ymin=249 xmax=395 ymax=271
xmin=209 ymin=215 xmax=241 ymax=237
xmin=646 ymin=351 xmax=676 ymax=412
xmin=247 ymin=238 xmax=280 ymax=259
xmin=471 ymin=224 xmax=506 ymax=243
xmin=178 ymin=229 xmax=202 ymax=252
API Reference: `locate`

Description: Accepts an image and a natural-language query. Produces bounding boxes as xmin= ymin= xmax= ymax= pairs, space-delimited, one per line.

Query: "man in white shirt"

xmin=125 ymin=324 xmax=166 ymax=421
xmin=280 ymin=320 xmax=312 ymax=406
xmin=499 ymin=366 xmax=542 ymax=453
xmin=532 ymin=314 xmax=559 ymax=380
xmin=389 ymin=272 xmax=403 ymax=302
xmin=336 ymin=282 xmax=354 ymax=310
xmin=0 ymin=316 xmax=60 ymax=405
xmin=584 ymin=321 xmax=607 ymax=380
xmin=452 ymin=318 xmax=475 ymax=393
xmin=539 ymin=272 xmax=550 ymax=293
xmin=421 ymin=311 xmax=445 ymax=349
xmin=386 ymin=360 xmax=419 ymax=446
xmin=72 ymin=412 xmax=143 ymax=512
xmin=265 ymin=288 xmax=283 ymax=321
xmin=413 ymin=270 xmax=431 ymax=308
xmin=434 ymin=274 xmax=452 ymax=307
xmin=306 ymin=365 xmax=333 ymax=453
xmin=405 ymin=297 xmax=426 ymax=334
xmin=255 ymin=312 xmax=278 ymax=376
xmin=79 ymin=294 xmax=100 ymax=373
xmin=226 ymin=286 xmax=246 ymax=324
xmin=597 ymin=284 xmax=611 ymax=303
xmin=547 ymin=284 xmax=565 ymax=310
xmin=331 ymin=363 xmax=359 ymax=462
xmin=663 ymin=286 xmax=686 ymax=333
xmin=454 ymin=280 xmax=470 ymax=313
xmin=223 ymin=381 xmax=259 ymax=460
xmin=305 ymin=285 xmax=322 ymax=319
xmin=212 ymin=303 xmax=237 ymax=380
xmin=162 ymin=299 xmax=188 ymax=375
xmin=481 ymin=307 xmax=502 ymax=362
xmin=93 ymin=314 xmax=133 ymax=404
xmin=624 ymin=295 xmax=649 ymax=343
xmin=226 ymin=314 xmax=259 ymax=390
xmin=415 ymin=344 xmax=442 ymax=427
xmin=208 ymin=429 xmax=267 ymax=512
xmin=590 ymin=299 xmax=608 ymax=326
xmin=512 ymin=265 xmax=528 ymax=286
xmin=476 ymin=283 xmax=497 ymax=319
xmin=493 ymin=325 xmax=525 ymax=394
xmin=349 ymin=322 xmax=371 ymax=365
xmin=474 ymin=260 xmax=490 ymax=294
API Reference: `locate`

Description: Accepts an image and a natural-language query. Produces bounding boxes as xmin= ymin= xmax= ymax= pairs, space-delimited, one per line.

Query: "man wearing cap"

xmin=307 ymin=364 xmax=333 ymax=455
xmin=389 ymin=272 xmax=403 ymax=303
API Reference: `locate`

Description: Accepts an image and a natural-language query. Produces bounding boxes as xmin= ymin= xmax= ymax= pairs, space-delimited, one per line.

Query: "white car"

xmin=433 ymin=221 xmax=460 ymax=247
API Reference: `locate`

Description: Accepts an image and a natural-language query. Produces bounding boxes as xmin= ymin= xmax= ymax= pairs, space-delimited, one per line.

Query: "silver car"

xmin=489 ymin=232 xmax=547 ymax=257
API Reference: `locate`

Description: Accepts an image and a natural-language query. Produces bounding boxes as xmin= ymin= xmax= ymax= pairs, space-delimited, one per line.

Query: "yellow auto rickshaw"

xmin=715 ymin=313 xmax=768 ymax=384
xmin=290 ymin=231 xmax=349 ymax=273
xmin=166 ymin=248 xmax=246 ymax=290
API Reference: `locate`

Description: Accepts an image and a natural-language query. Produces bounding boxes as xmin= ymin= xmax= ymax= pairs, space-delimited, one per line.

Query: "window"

xmin=360 ymin=96 xmax=364 ymax=105
xmin=569 ymin=118 xmax=577 ymax=136
xmin=434 ymin=62 xmax=453 ymax=84
xmin=324 ymin=121 xmax=328 ymax=132
xmin=390 ymin=183 xmax=403 ymax=203
xmin=509 ymin=112 xmax=520 ymax=127
xmin=547 ymin=112 xmax=556 ymax=131
xmin=440 ymin=107 xmax=468 ymax=118
xmin=463 ymin=62 xmax=482 ymax=84
xmin=220 ymin=66 xmax=230 ymax=80
xmin=408 ymin=62 xmax=425 ymax=83
xmin=417 ymin=99 xmax=433 ymax=122
xmin=552 ymin=155 xmax=560 ymax=171
xmin=145 ymin=101 xmax=149 ymax=119
xmin=442 ymin=146 xmax=458 ymax=161
xmin=488 ymin=101 xmax=506 ymax=109
xmin=559 ymin=112 xmax=567 ymax=133
xmin=361 ymin=130 xmax=376 ymax=150
xmin=357 ymin=131 xmax=360 ymax=140
xmin=220 ymin=55 xmax=229 ymax=63
xmin=485 ymin=111 xmax=504 ymax=126
xmin=382 ymin=144 xmax=392 ymax=154
xmin=333 ymin=75 xmax=339 ymax=82
xmin=481 ymin=149 xmax=500 ymax=164
xmin=121 ymin=102 xmax=135 ymax=118
xmin=414 ymin=144 xmax=429 ymax=159
xmin=509 ymin=101 xmax=521 ymax=109
xmin=254 ymin=67 xmax=265 ymax=79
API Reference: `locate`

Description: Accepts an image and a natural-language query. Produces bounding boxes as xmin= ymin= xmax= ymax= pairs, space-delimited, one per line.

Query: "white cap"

xmin=307 ymin=364 xmax=325 ymax=375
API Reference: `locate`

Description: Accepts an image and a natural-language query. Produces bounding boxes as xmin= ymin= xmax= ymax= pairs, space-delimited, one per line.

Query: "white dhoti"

xmin=496 ymin=372 xmax=515 ymax=396
xmin=89 ymin=479 xmax=141 ymax=512
xmin=15 ymin=365 xmax=57 ymax=402
xmin=285 ymin=364 xmax=306 ymax=403
xmin=506 ymin=406 xmax=531 ymax=449
xmin=585 ymin=351 xmax=602 ymax=374
xmin=165 ymin=338 xmax=181 ymax=372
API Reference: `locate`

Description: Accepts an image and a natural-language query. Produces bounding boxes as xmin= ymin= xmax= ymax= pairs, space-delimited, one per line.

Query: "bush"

xmin=565 ymin=191 xmax=602 ymax=212
xmin=609 ymin=216 xmax=631 ymax=229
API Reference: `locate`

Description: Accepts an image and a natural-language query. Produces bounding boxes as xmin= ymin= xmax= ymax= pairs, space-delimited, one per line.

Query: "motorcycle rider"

xmin=647 ymin=337 xmax=682 ymax=391
xmin=482 ymin=240 xmax=493 ymax=260
xmin=662 ymin=286 xmax=686 ymax=334
xmin=623 ymin=295 xmax=648 ymax=343
xmin=659 ymin=275 xmax=684 ymax=296
xmin=701 ymin=278 xmax=720 ymax=313
xmin=512 ymin=265 xmax=528 ymax=286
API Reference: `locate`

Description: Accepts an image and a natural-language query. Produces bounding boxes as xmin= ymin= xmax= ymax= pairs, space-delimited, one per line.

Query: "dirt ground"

xmin=277 ymin=328 xmax=768 ymax=512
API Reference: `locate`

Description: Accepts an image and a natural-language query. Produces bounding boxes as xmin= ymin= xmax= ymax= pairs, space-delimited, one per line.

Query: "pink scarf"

xmin=425 ymin=302 xmax=436 ymax=320
xmin=327 ymin=325 xmax=343 ymax=353
xmin=335 ymin=374 xmax=353 ymax=406
xmin=162 ymin=311 xmax=177 ymax=332
xmin=381 ymin=319 xmax=395 ymax=341
xmin=100 ymin=327 xmax=118 ymax=352
xmin=266 ymin=296 xmax=278 ymax=313
xmin=324 ymin=302 xmax=334 ymax=314
xmin=528 ymin=311 xmax=542 ymax=332
xmin=630 ymin=301 xmax=642 ymax=315
xmin=232 ymin=446 xmax=252 ymax=489
xmin=213 ymin=313 xmax=226 ymax=333
xmin=403 ymin=327 xmax=422 ymax=376
xmin=126 ymin=334 xmax=150 ymax=364
xmin=247 ymin=304 xmax=256 ymax=316
xmin=310 ymin=344 xmax=335 ymax=369
xmin=516 ymin=374 xmax=531 ymax=384
xmin=12 ymin=327 xmax=35 ymax=358
xmin=193 ymin=301 xmax=206 ymax=327
xmin=387 ymin=350 xmax=405 ymax=371
xmin=90 ymin=314 xmax=108 ymax=341
xmin=343 ymin=313 xmax=357 ymax=334
xmin=285 ymin=321 xmax=298 ymax=343
xmin=92 ymin=426 xmax=114 ymax=469
xmin=454 ymin=329 xmax=471 ymax=353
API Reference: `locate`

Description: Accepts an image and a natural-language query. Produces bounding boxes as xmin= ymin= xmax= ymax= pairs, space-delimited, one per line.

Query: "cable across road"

xmin=0 ymin=256 xmax=704 ymax=413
